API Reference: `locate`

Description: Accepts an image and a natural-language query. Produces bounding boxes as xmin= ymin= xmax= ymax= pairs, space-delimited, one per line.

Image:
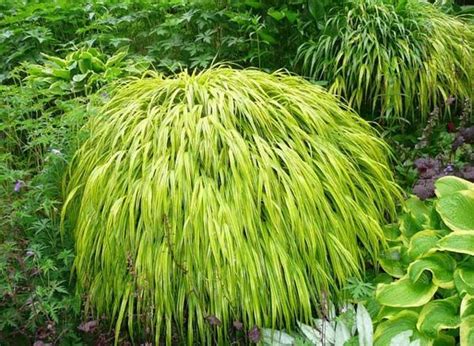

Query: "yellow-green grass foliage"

xmin=62 ymin=68 xmax=401 ymax=343
xmin=297 ymin=0 xmax=474 ymax=125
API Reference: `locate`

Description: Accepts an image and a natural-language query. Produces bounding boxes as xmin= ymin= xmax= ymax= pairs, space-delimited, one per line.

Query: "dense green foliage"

xmin=297 ymin=0 xmax=474 ymax=124
xmin=0 ymin=0 xmax=472 ymax=344
xmin=374 ymin=176 xmax=474 ymax=345
xmin=62 ymin=68 xmax=400 ymax=344
xmin=0 ymin=0 xmax=318 ymax=81
xmin=23 ymin=47 xmax=150 ymax=96
xmin=0 ymin=86 xmax=97 ymax=343
xmin=0 ymin=47 xmax=136 ymax=343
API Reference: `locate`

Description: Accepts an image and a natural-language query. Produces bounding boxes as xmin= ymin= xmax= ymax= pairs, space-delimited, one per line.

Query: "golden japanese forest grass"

xmin=62 ymin=67 xmax=401 ymax=344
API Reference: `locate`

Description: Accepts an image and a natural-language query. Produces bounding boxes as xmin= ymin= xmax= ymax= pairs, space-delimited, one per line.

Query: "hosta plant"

xmin=374 ymin=176 xmax=474 ymax=345
xmin=21 ymin=47 xmax=149 ymax=96
xmin=62 ymin=67 xmax=401 ymax=344
xmin=296 ymin=0 xmax=474 ymax=125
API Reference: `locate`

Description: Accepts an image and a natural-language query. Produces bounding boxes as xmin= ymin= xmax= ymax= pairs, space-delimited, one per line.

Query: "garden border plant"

xmin=62 ymin=66 xmax=401 ymax=344
xmin=297 ymin=0 xmax=474 ymax=126
xmin=374 ymin=176 xmax=474 ymax=345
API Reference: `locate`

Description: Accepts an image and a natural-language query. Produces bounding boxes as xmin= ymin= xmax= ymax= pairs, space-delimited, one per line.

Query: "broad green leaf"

xmin=436 ymin=190 xmax=474 ymax=231
xmin=407 ymin=230 xmax=445 ymax=260
xmin=51 ymin=68 xmax=70 ymax=80
xmin=356 ymin=303 xmax=373 ymax=346
xmin=400 ymin=213 xmax=424 ymax=239
xmin=454 ymin=265 xmax=474 ymax=296
xmin=375 ymin=306 xmax=419 ymax=323
xmin=437 ymin=231 xmax=474 ymax=256
xmin=408 ymin=252 xmax=455 ymax=289
xmin=431 ymin=333 xmax=455 ymax=345
xmin=284 ymin=10 xmax=298 ymax=23
xmin=91 ymin=56 xmax=106 ymax=72
xmin=379 ymin=246 xmax=406 ymax=278
xmin=78 ymin=59 xmax=92 ymax=73
xmin=262 ymin=329 xmax=295 ymax=345
xmin=105 ymin=46 xmax=129 ymax=68
xmin=405 ymin=197 xmax=431 ymax=228
xmin=267 ymin=9 xmax=285 ymax=21
xmin=48 ymin=80 xmax=69 ymax=93
xmin=26 ymin=65 xmax=44 ymax=76
xmin=376 ymin=275 xmax=437 ymax=307
xmin=340 ymin=303 xmax=357 ymax=335
xmin=460 ymin=295 xmax=474 ymax=346
xmin=383 ymin=223 xmax=401 ymax=242
xmin=257 ymin=30 xmax=277 ymax=44
xmin=435 ymin=176 xmax=474 ymax=198
xmin=344 ymin=336 xmax=359 ymax=346
xmin=308 ymin=0 xmax=328 ymax=20
xmin=40 ymin=52 xmax=67 ymax=67
xmin=416 ymin=295 xmax=461 ymax=338
xmin=374 ymin=311 xmax=429 ymax=346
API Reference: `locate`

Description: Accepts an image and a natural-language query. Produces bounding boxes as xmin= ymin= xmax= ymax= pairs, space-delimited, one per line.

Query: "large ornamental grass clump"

xmin=297 ymin=0 xmax=474 ymax=125
xmin=62 ymin=67 xmax=401 ymax=343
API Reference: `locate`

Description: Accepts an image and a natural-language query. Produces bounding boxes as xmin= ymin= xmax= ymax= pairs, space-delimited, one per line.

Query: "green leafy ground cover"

xmin=0 ymin=0 xmax=473 ymax=344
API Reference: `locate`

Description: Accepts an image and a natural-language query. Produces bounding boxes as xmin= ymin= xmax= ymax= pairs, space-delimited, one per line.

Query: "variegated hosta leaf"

xmin=461 ymin=295 xmax=474 ymax=346
xmin=375 ymin=306 xmax=421 ymax=324
xmin=432 ymin=333 xmax=456 ymax=345
xmin=416 ymin=295 xmax=461 ymax=338
xmin=400 ymin=213 xmax=424 ymax=239
xmin=454 ymin=264 xmax=474 ymax=296
xmin=379 ymin=246 xmax=406 ymax=278
xmin=376 ymin=275 xmax=437 ymax=307
xmin=407 ymin=252 xmax=456 ymax=289
xmin=374 ymin=311 xmax=429 ymax=346
xmin=436 ymin=190 xmax=474 ymax=231
xmin=435 ymin=176 xmax=474 ymax=199
xmin=407 ymin=230 xmax=446 ymax=260
xmin=404 ymin=197 xmax=432 ymax=229
xmin=383 ymin=223 xmax=401 ymax=242
xmin=437 ymin=231 xmax=474 ymax=256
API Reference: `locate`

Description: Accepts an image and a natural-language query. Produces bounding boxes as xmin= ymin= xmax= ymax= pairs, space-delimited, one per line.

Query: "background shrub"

xmin=297 ymin=0 xmax=474 ymax=125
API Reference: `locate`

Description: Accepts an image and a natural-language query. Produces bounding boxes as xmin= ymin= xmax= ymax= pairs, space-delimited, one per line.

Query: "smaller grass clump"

xmin=62 ymin=67 xmax=401 ymax=344
xmin=297 ymin=0 xmax=474 ymax=125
